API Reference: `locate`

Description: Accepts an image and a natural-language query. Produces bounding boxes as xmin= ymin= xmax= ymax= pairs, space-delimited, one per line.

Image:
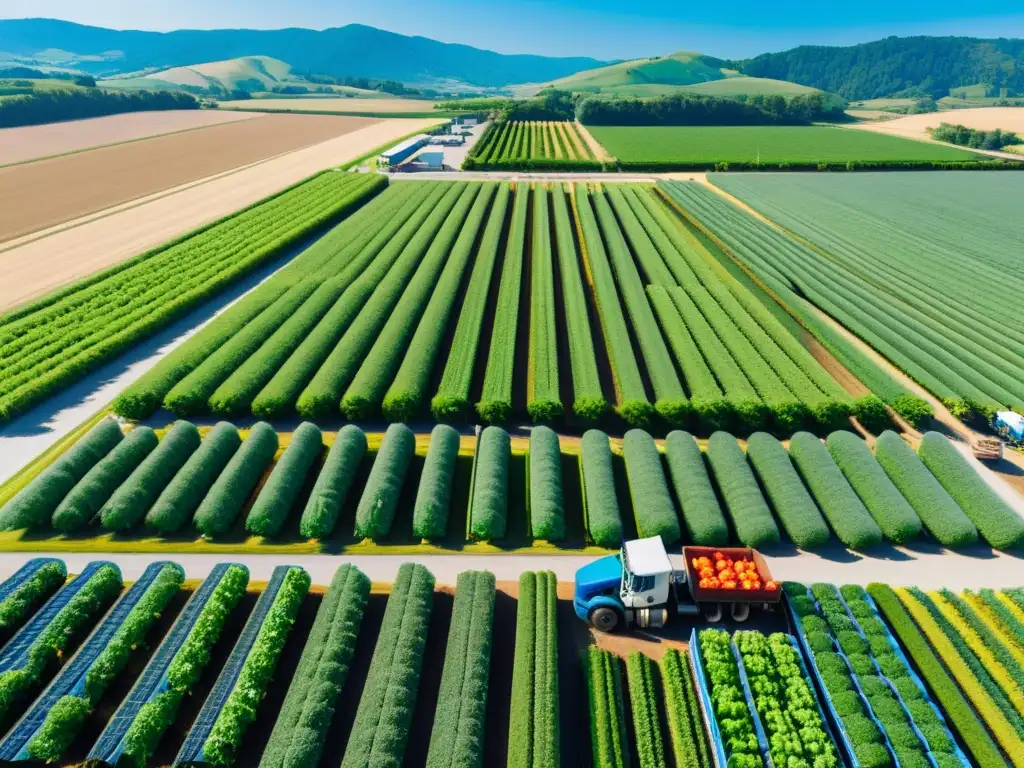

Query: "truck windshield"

xmin=623 ymin=568 xmax=654 ymax=594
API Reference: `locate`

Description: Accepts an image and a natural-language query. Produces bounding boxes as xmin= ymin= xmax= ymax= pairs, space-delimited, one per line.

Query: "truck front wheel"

xmin=589 ymin=606 xmax=622 ymax=633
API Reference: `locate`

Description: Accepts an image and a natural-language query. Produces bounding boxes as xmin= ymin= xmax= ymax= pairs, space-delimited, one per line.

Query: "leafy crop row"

xmin=528 ymin=426 xmax=565 ymax=541
xmin=660 ymin=649 xmax=713 ymax=768
xmin=697 ymin=628 xmax=764 ymax=768
xmin=0 ymin=560 xmax=66 ymax=636
xmin=300 ymin=424 xmax=367 ymax=540
xmin=465 ymin=121 xmax=603 ymax=171
xmin=583 ymin=647 xmax=628 ymax=768
xmin=579 ymin=430 xmax=623 ymax=548
xmin=663 ymin=431 xmax=728 ymax=546
xmin=194 ymin=422 xmax=278 ymax=537
xmin=526 ymin=186 xmax=563 ymax=421
xmin=622 ymin=429 xmax=680 ymax=545
xmin=626 ymin=651 xmax=668 ymax=768
xmin=246 ymin=421 xmax=323 ymax=538
xmin=413 ymin=424 xmax=461 ymax=539
xmin=705 ymin=432 xmax=780 ymax=547
xmin=469 ymin=426 xmax=510 ymax=540
xmin=354 ymin=422 xmax=415 ymax=540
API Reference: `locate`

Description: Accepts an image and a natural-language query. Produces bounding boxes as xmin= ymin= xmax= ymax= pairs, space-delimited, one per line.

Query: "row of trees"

xmin=577 ymin=92 xmax=846 ymax=126
xmin=930 ymin=122 xmax=1021 ymax=150
xmin=0 ymin=89 xmax=198 ymax=128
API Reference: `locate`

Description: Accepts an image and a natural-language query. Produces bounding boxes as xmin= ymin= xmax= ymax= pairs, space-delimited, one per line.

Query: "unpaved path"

xmin=574 ymin=121 xmax=614 ymax=162
xmin=0 ymin=118 xmax=441 ymax=312
xmin=0 ymin=109 xmax=263 ymax=167
xmin=0 ymin=114 xmax=381 ymax=241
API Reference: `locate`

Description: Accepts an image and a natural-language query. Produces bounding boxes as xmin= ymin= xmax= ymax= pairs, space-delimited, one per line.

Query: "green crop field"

xmin=464 ymin=120 xmax=602 ymax=170
xmin=700 ymin=173 xmax=1024 ymax=422
xmin=588 ymin=125 xmax=982 ymax=168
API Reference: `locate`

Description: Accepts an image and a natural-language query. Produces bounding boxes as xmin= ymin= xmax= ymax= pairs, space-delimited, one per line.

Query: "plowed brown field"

xmin=0 ymin=113 xmax=381 ymax=242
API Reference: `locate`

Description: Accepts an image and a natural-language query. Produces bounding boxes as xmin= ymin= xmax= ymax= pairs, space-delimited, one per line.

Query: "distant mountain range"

xmin=2 ymin=18 xmax=1022 ymax=101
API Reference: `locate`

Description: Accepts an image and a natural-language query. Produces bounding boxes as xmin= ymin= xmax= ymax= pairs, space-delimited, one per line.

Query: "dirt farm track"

xmin=0 ymin=117 xmax=442 ymax=311
xmin=0 ymin=113 xmax=384 ymax=242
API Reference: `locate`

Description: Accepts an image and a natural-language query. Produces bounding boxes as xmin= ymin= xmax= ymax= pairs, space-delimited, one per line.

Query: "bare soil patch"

xmin=0 ymin=109 xmax=263 ymax=167
xmin=0 ymin=114 xmax=381 ymax=242
xmin=850 ymin=107 xmax=1024 ymax=140
xmin=0 ymin=118 xmax=441 ymax=312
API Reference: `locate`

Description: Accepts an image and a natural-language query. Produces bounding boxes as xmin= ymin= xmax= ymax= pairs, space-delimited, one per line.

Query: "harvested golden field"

xmin=849 ymin=106 xmax=1024 ymax=140
xmin=218 ymin=97 xmax=439 ymax=114
xmin=0 ymin=118 xmax=441 ymax=312
xmin=0 ymin=114 xmax=382 ymax=242
xmin=0 ymin=109 xmax=263 ymax=167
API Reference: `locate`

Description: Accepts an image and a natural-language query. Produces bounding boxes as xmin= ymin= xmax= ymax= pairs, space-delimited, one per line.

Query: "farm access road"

xmin=0 ymin=545 xmax=1020 ymax=590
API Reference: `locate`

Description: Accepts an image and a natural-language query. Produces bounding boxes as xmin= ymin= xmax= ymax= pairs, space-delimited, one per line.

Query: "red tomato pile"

xmin=691 ymin=551 xmax=778 ymax=592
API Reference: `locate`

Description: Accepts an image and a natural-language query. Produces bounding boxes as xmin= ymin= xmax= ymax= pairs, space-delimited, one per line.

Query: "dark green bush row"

xmin=580 ymin=430 xmax=623 ymax=548
xmin=469 ymin=426 xmax=511 ymax=541
xmin=0 ymin=418 xmax=123 ymax=530
xmin=412 ymin=424 xmax=461 ymax=540
xmin=100 ymin=421 xmax=202 ymax=532
xmin=340 ymin=563 xmax=435 ymax=768
xmin=246 ymin=422 xmax=323 ymax=537
xmin=663 ymin=431 xmax=728 ymax=546
xmin=705 ymin=431 xmax=780 ymax=547
xmin=0 ymin=560 xmax=67 ymax=634
xmin=194 ymin=422 xmax=278 ymax=537
xmin=299 ymin=425 xmax=367 ymax=540
xmin=528 ymin=426 xmax=565 ymax=541
xmin=623 ymin=430 xmax=680 ymax=546
xmin=259 ymin=564 xmax=370 ymax=768
xmin=354 ymin=423 xmax=415 ymax=540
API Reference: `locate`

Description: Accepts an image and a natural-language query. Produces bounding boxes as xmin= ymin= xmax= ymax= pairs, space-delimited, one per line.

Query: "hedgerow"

xmin=660 ymin=649 xmax=713 ymax=768
xmin=622 ymin=430 xmax=680 ymax=546
xmin=826 ymin=431 xmax=922 ymax=544
xmin=583 ymin=647 xmax=628 ymax=768
xmin=194 ymin=422 xmax=278 ymax=537
xmin=0 ymin=418 xmax=123 ymax=530
xmin=917 ymin=431 xmax=1024 ymax=550
xmin=579 ymin=430 xmax=623 ymax=548
xmin=626 ymin=652 xmax=668 ymax=768
xmin=525 ymin=185 xmax=563 ymax=422
xmin=0 ymin=560 xmax=67 ymax=634
xmin=340 ymin=563 xmax=435 ymax=768
xmin=299 ymin=424 xmax=367 ymax=540
xmin=51 ymin=426 xmax=158 ymax=532
xmin=788 ymin=432 xmax=882 ymax=549
xmin=26 ymin=563 xmax=184 ymax=762
xmin=202 ymin=567 xmax=311 ymax=766
xmin=509 ymin=571 xmax=559 ymax=768
xmin=145 ymin=421 xmax=241 ymax=535
xmin=705 ymin=431 xmax=780 ymax=547
xmin=573 ymin=184 xmax=652 ymax=425
xmin=246 ymin=422 xmax=323 ymax=537
xmin=99 ymin=420 xmax=202 ymax=532
xmin=353 ymin=423 xmax=415 ymax=540
xmin=478 ymin=184 xmax=529 ymax=423
xmin=413 ymin=424 xmax=461 ymax=540
xmin=343 ymin=184 xmax=484 ymax=419
xmin=528 ymin=426 xmax=565 ymax=541
xmin=663 ymin=431 xmax=729 ymax=546
xmin=258 ymin=564 xmax=370 ymax=768
xmin=469 ymin=426 xmax=511 ymax=541
xmin=872 ymin=430 xmax=977 ymax=547
xmin=431 ymin=185 xmax=511 ymax=420
xmin=383 ymin=184 xmax=498 ymax=421
xmin=745 ymin=431 xmax=831 ymax=549
xmin=424 ymin=570 xmax=496 ymax=768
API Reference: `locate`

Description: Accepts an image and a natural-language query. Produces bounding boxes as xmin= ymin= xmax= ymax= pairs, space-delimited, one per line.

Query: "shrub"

xmin=918 ymin=431 xmax=1024 ymax=549
xmin=299 ymin=424 xmax=366 ymax=539
xmin=873 ymin=431 xmax=978 ymax=547
xmin=622 ymin=430 xmax=680 ymax=545
xmin=527 ymin=427 xmax=565 ymax=541
xmin=0 ymin=560 xmax=67 ymax=634
xmin=258 ymin=565 xmax=370 ymax=768
xmin=746 ymin=431 xmax=830 ymax=549
xmin=705 ymin=432 xmax=780 ymax=547
xmin=412 ymin=424 xmax=461 ymax=540
xmin=52 ymin=427 xmax=158 ymax=532
xmin=246 ymin=422 xmax=323 ymax=537
xmin=826 ymin=430 xmax=922 ymax=544
xmin=663 ymin=431 xmax=729 ymax=545
xmin=788 ymin=432 xmax=882 ymax=549
xmin=468 ymin=426 xmax=511 ymax=540
xmin=194 ymin=422 xmax=278 ymax=537
xmin=580 ymin=430 xmax=623 ymax=548
xmin=0 ymin=418 xmax=123 ymax=530
xmin=145 ymin=422 xmax=241 ymax=535
xmin=340 ymin=564 xmax=435 ymax=768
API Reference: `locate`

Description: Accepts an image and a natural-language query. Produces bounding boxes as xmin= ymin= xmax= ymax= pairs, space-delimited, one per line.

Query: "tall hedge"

xmin=413 ymin=424 xmax=461 ymax=540
xmin=663 ymin=431 xmax=728 ymax=546
xmin=622 ymin=430 xmax=680 ymax=546
xmin=917 ymin=431 xmax=1024 ymax=550
xmin=826 ymin=431 xmax=922 ymax=544
xmin=245 ymin=422 xmax=324 ymax=538
xmin=353 ymin=423 xmax=415 ymax=540
xmin=194 ymin=422 xmax=279 ymax=537
xmin=468 ymin=426 xmax=511 ymax=541
xmin=299 ymin=425 xmax=367 ymax=540
xmin=529 ymin=427 xmax=565 ymax=541
xmin=872 ymin=431 xmax=978 ymax=547
xmin=0 ymin=418 xmax=123 ymax=531
xmin=145 ymin=422 xmax=241 ymax=535
xmin=99 ymin=421 xmax=201 ymax=532
xmin=745 ymin=432 xmax=830 ymax=549
xmin=787 ymin=432 xmax=882 ymax=550
xmin=51 ymin=427 xmax=158 ymax=532
xmin=580 ymin=430 xmax=623 ymax=548
xmin=704 ymin=432 xmax=780 ymax=548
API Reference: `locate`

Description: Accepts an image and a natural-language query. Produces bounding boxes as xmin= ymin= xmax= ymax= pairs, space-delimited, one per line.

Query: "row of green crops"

xmin=463 ymin=120 xmax=602 ymax=171
xmin=583 ymin=647 xmax=628 ymax=768
xmin=509 ymin=570 xmax=559 ymax=768
xmin=625 ymin=652 xmax=669 ymax=768
xmin=340 ymin=563 xmax=435 ymax=768
xmin=661 ymin=649 xmax=714 ymax=767
xmin=0 ymin=560 xmax=66 ymax=638
xmin=696 ymin=628 xmax=765 ymax=768
xmin=0 ymin=172 xmax=383 ymax=423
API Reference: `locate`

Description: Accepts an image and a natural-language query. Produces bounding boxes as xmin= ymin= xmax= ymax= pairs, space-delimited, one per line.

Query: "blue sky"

xmin=3 ymin=0 xmax=1024 ymax=59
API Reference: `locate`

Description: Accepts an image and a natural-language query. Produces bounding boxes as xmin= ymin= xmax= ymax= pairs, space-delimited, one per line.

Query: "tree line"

xmin=929 ymin=123 xmax=1022 ymax=150
xmin=0 ymin=89 xmax=198 ymax=128
xmin=576 ymin=92 xmax=846 ymax=126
